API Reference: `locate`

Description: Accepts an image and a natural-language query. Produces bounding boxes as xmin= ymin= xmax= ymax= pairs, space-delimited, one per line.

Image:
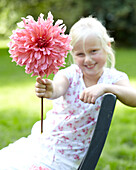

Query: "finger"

xmin=35 ymin=87 xmax=46 ymax=93
xmin=44 ymin=79 xmax=53 ymax=91
xmin=35 ymin=82 xmax=46 ymax=89
xmin=36 ymin=91 xmax=52 ymax=98
xmin=44 ymin=79 xmax=52 ymax=85
xmin=36 ymin=76 xmax=45 ymax=85
xmin=80 ymin=92 xmax=88 ymax=103
xmin=91 ymin=96 xmax=96 ymax=104
xmin=83 ymin=93 xmax=89 ymax=103
xmin=79 ymin=92 xmax=84 ymax=101
xmin=87 ymin=95 xmax=92 ymax=104
xmin=36 ymin=92 xmax=45 ymax=98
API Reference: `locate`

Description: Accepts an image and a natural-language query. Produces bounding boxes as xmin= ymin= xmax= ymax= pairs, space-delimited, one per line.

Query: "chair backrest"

xmin=78 ymin=93 xmax=117 ymax=170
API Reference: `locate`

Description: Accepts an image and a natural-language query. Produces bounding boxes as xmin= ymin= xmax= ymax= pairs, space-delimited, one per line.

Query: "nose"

xmin=84 ymin=55 xmax=93 ymax=64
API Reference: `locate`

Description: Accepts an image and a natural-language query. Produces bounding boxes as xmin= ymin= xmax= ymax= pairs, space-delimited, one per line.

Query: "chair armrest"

xmin=78 ymin=93 xmax=117 ymax=170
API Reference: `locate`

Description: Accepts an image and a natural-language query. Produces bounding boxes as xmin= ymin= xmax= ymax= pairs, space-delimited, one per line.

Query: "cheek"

xmin=74 ymin=57 xmax=84 ymax=65
xmin=93 ymin=54 xmax=107 ymax=64
xmin=101 ymin=54 xmax=107 ymax=64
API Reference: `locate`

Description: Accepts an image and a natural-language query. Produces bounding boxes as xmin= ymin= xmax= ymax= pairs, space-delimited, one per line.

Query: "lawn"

xmin=0 ymin=40 xmax=136 ymax=169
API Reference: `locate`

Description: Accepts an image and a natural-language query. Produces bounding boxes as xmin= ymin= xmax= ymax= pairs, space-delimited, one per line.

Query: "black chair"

xmin=78 ymin=93 xmax=117 ymax=170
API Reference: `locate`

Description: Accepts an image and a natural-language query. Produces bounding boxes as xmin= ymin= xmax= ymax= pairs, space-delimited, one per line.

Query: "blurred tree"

xmin=88 ymin=0 xmax=136 ymax=46
xmin=0 ymin=0 xmax=135 ymax=46
xmin=0 ymin=0 xmax=91 ymax=37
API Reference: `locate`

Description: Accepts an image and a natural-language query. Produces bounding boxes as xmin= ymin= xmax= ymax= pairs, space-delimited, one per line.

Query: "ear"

xmin=108 ymin=42 xmax=111 ymax=47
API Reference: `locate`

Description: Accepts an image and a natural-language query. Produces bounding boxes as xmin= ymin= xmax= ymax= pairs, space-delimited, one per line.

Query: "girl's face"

xmin=73 ymin=33 xmax=107 ymax=80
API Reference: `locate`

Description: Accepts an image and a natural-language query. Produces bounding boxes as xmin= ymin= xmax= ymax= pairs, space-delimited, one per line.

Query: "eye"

xmin=91 ymin=49 xmax=98 ymax=54
xmin=76 ymin=53 xmax=85 ymax=57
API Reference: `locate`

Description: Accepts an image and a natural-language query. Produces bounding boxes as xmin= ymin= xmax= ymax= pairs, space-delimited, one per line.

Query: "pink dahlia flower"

xmin=8 ymin=12 xmax=72 ymax=77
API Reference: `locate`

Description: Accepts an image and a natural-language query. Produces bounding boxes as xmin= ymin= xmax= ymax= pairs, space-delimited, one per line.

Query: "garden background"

xmin=0 ymin=0 xmax=136 ymax=169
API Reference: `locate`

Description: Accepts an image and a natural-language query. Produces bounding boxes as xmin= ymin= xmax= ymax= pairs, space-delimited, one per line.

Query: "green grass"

xmin=115 ymin=48 xmax=136 ymax=80
xmin=0 ymin=41 xmax=136 ymax=169
xmin=96 ymin=102 xmax=136 ymax=170
xmin=0 ymin=43 xmax=53 ymax=147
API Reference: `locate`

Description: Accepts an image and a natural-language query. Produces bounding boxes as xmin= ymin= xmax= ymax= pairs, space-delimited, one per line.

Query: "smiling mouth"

xmin=85 ymin=63 xmax=96 ymax=69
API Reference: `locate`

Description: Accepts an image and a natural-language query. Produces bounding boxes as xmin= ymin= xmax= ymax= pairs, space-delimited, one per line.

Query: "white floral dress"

xmin=0 ymin=64 xmax=128 ymax=170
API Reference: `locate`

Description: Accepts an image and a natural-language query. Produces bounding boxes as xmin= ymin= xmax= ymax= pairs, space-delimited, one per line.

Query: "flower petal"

xmin=9 ymin=12 xmax=72 ymax=77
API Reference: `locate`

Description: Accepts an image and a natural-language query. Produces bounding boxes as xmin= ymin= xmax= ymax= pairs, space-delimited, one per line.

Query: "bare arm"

xmin=51 ymin=73 xmax=70 ymax=99
xmin=80 ymin=79 xmax=136 ymax=107
xmin=35 ymin=73 xmax=69 ymax=99
xmin=105 ymin=80 xmax=136 ymax=107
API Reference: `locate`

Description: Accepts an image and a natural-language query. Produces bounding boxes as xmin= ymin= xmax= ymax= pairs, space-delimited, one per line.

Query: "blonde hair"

xmin=69 ymin=16 xmax=115 ymax=68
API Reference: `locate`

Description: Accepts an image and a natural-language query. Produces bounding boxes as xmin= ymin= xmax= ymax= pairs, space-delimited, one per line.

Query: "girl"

xmin=0 ymin=16 xmax=136 ymax=170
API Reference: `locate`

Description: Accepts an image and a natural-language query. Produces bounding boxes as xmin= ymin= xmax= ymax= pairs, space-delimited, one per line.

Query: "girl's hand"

xmin=80 ymin=84 xmax=105 ymax=104
xmin=35 ymin=77 xmax=54 ymax=98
